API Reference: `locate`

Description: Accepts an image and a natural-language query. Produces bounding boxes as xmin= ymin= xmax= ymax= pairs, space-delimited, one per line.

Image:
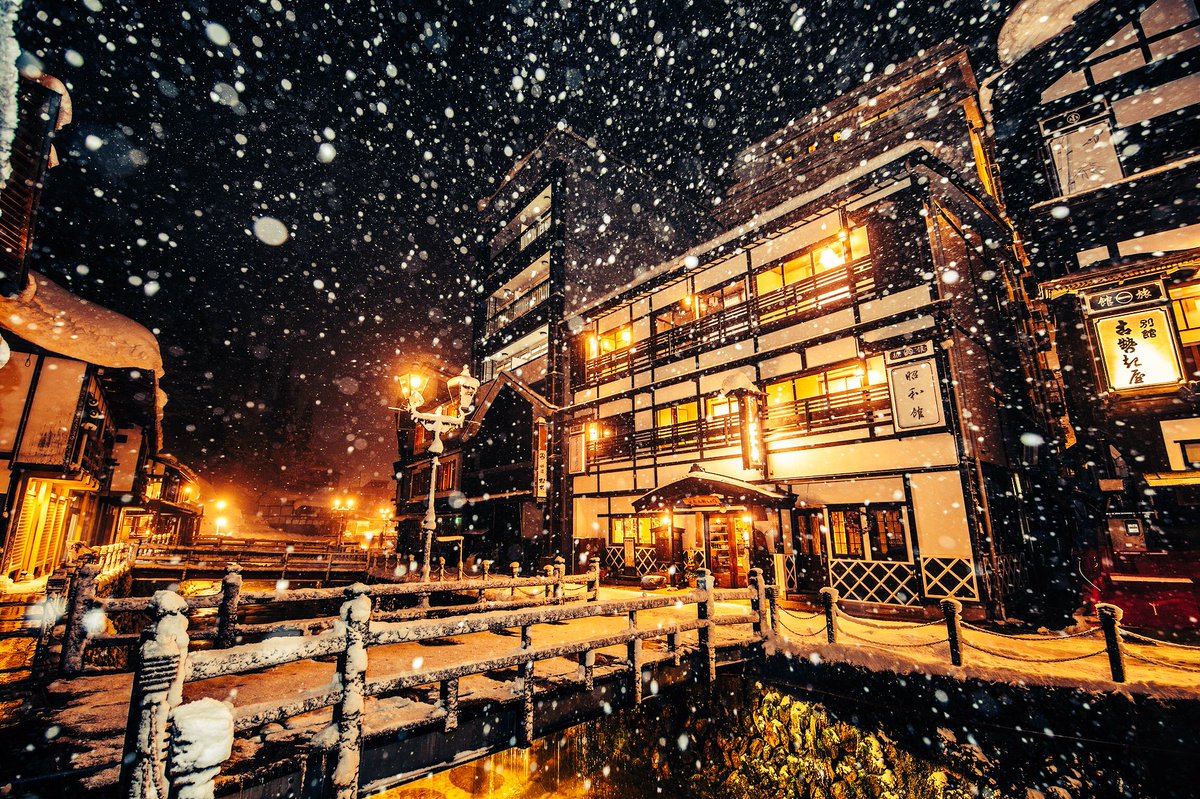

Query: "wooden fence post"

xmin=941 ymin=598 xmax=963 ymax=667
xmin=819 ymin=587 xmax=839 ymax=645
xmin=553 ymin=556 xmax=565 ymax=602
xmin=696 ymin=569 xmax=716 ymax=683
xmin=166 ymin=698 xmax=234 ymax=799
xmin=628 ymin=610 xmax=643 ymax=703
xmin=440 ymin=678 xmax=459 ymax=733
xmin=216 ymin=563 xmax=243 ymax=648
xmin=1096 ymin=603 xmax=1126 ymax=683
xmin=119 ymin=591 xmax=190 ymax=799
xmin=578 ymin=649 xmax=595 ymax=691
xmin=587 ymin=560 xmax=600 ymax=602
xmin=510 ymin=562 xmax=521 ymax=601
xmin=748 ymin=568 xmax=769 ymax=642
xmin=61 ymin=561 xmax=100 ymax=675
xmin=767 ymin=583 xmax=781 ymax=641
xmin=542 ymin=565 xmax=554 ymax=598
xmin=331 ymin=584 xmax=372 ymax=799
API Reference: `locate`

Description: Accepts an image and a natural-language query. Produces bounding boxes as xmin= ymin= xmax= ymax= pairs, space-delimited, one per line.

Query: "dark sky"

xmin=16 ymin=0 xmax=1012 ymax=486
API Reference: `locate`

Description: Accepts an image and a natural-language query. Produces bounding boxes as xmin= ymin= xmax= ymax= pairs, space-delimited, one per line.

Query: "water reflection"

xmin=373 ymin=679 xmax=1016 ymax=799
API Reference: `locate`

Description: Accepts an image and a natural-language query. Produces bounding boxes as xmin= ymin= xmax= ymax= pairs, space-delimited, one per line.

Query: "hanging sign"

xmin=738 ymin=396 xmax=766 ymax=470
xmin=1081 ymin=281 xmax=1165 ymax=315
xmin=887 ymin=357 xmax=944 ymax=430
xmin=533 ymin=418 xmax=549 ymax=501
xmin=1093 ymin=308 xmax=1183 ymax=392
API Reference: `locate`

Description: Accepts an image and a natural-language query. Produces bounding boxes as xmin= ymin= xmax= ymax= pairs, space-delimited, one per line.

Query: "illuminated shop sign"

xmin=738 ymin=396 xmax=766 ymax=470
xmin=887 ymin=357 xmax=944 ymax=431
xmin=1093 ymin=307 xmax=1183 ymax=392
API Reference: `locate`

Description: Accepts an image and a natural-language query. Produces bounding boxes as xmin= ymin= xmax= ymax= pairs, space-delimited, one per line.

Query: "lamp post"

xmin=393 ymin=365 xmax=480 ymax=583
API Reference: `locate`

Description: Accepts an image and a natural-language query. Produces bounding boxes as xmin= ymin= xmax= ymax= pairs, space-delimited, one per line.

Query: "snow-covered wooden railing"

xmin=120 ymin=567 xmax=771 ymax=799
xmin=768 ymin=587 xmax=1200 ymax=685
xmin=62 ymin=559 xmax=601 ymax=676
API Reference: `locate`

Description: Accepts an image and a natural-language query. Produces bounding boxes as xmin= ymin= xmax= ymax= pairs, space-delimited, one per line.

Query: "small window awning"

xmin=632 ymin=464 xmax=792 ymax=511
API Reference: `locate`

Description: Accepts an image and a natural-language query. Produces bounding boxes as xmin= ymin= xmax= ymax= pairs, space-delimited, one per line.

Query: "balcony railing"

xmin=631 ymin=416 xmax=741 ymax=457
xmin=763 ymin=384 xmax=892 ymax=436
xmin=484 ymin=279 xmax=552 ymax=338
xmin=575 ymin=258 xmax=874 ymax=388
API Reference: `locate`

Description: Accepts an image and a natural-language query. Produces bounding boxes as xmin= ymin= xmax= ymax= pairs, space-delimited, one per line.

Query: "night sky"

xmin=15 ymin=0 xmax=1012 ymax=487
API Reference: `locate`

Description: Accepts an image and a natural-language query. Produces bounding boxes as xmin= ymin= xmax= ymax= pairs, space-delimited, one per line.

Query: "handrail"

xmin=574 ymin=258 xmax=876 ymax=389
xmin=123 ymin=567 xmax=773 ymax=797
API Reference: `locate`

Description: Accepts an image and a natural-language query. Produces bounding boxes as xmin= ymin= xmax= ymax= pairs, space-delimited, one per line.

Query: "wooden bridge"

xmin=46 ymin=566 xmax=770 ymax=799
xmin=130 ymin=540 xmax=370 ymax=587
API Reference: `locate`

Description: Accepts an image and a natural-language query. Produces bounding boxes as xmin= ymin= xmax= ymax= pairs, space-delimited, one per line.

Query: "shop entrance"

xmin=703 ymin=513 xmax=753 ymax=589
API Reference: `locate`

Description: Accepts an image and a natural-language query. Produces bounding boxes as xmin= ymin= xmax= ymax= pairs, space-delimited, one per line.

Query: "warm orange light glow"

xmin=215 ymin=499 xmax=226 ymax=511
xmin=817 ymin=243 xmax=846 ymax=270
xmin=741 ymin=514 xmax=752 ymax=524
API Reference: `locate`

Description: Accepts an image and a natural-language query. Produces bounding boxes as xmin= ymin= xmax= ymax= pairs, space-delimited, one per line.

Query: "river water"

xmin=368 ymin=676 xmax=1191 ymax=799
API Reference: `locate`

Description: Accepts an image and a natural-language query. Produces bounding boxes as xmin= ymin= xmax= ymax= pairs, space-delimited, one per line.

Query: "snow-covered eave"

xmin=1040 ymin=246 xmax=1200 ymax=299
xmin=569 ymin=139 xmax=965 ymax=323
xmin=0 ymin=270 xmax=167 ymax=449
xmin=993 ymin=0 xmax=1140 ymax=101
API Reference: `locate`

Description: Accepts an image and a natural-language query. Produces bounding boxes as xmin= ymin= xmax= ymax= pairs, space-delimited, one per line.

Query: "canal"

xmin=368 ymin=673 xmax=1194 ymax=799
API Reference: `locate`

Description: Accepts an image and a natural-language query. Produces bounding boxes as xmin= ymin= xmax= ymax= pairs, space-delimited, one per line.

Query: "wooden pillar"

xmin=119 ymin=591 xmax=190 ymax=799
xmin=1097 ymin=603 xmax=1126 ymax=683
xmin=577 ymin=650 xmax=595 ymax=691
xmin=215 ymin=562 xmax=243 ymax=648
xmin=627 ymin=610 xmax=642 ymax=703
xmin=696 ymin=569 xmax=716 ymax=683
xmin=440 ymin=678 xmax=459 ymax=733
xmin=819 ymin=586 xmax=839 ymax=644
xmin=331 ymin=584 xmax=371 ymax=799
xmin=941 ymin=598 xmax=963 ymax=667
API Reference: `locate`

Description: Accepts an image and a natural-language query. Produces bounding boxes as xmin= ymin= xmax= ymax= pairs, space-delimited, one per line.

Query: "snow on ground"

xmin=773 ymin=606 xmax=1200 ymax=699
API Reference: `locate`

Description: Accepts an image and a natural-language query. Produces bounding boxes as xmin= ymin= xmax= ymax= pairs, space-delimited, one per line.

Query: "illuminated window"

xmin=828 ymin=505 xmax=908 ymax=561
xmin=765 ymin=357 xmax=886 ymax=406
xmin=586 ymin=326 xmax=633 ymax=360
xmin=828 ymin=508 xmax=865 ymax=558
xmin=755 ymin=228 xmax=867 ymax=297
xmin=705 ymin=394 xmax=739 ymax=419
xmin=656 ymin=401 xmax=698 ymax=428
xmin=1170 ymin=282 xmax=1200 ymax=346
xmin=609 ymin=516 xmax=653 ymax=546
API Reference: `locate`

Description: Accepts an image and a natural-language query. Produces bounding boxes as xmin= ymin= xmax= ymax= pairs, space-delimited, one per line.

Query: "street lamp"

xmin=392 ymin=365 xmax=480 ymax=583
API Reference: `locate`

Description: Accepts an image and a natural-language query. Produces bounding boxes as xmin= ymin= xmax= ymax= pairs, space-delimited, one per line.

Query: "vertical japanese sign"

xmin=533 ymin=418 xmax=549 ymax=501
xmin=1093 ymin=308 xmax=1183 ymax=392
xmin=738 ymin=395 xmax=765 ymax=470
xmin=887 ymin=357 xmax=944 ymax=431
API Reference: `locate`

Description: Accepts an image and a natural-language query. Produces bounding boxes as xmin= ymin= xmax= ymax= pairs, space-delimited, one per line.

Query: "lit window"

xmin=755 ymin=228 xmax=867 ymax=297
xmin=586 ymin=326 xmax=632 ymax=360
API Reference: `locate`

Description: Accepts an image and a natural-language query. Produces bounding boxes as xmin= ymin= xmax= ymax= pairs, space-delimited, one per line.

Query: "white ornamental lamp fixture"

xmin=397 ymin=365 xmax=480 ymax=584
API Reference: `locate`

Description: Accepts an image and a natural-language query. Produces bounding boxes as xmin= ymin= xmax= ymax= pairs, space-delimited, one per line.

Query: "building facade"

xmin=562 ymin=46 xmax=1052 ymax=618
xmin=0 ymin=78 xmax=200 ymax=587
xmin=991 ymin=0 xmax=1200 ymax=626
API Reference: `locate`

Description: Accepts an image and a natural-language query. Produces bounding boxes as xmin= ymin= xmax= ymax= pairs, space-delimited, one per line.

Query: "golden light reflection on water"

xmin=372 ymin=738 xmax=594 ymax=799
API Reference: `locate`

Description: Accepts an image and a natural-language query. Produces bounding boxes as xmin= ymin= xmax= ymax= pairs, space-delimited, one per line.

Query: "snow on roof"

xmin=0 ymin=271 xmax=164 ymax=376
xmin=0 ymin=0 xmax=22 ymax=188
xmin=997 ymin=0 xmax=1101 ymax=68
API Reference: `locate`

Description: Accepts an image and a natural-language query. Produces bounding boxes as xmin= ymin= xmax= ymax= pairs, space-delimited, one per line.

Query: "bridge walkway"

xmin=45 ymin=587 xmax=757 ymax=790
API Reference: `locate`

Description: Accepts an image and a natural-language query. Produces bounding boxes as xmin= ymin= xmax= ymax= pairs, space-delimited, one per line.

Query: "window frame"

xmin=825 ymin=504 xmax=912 ymax=563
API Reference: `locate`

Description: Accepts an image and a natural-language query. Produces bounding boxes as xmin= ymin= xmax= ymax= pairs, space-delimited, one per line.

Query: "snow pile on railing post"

xmin=330 ymin=583 xmax=371 ymax=799
xmin=60 ymin=561 xmax=99 ymax=675
xmin=119 ymin=590 xmax=190 ymax=799
xmin=167 ymin=698 xmax=234 ymax=799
